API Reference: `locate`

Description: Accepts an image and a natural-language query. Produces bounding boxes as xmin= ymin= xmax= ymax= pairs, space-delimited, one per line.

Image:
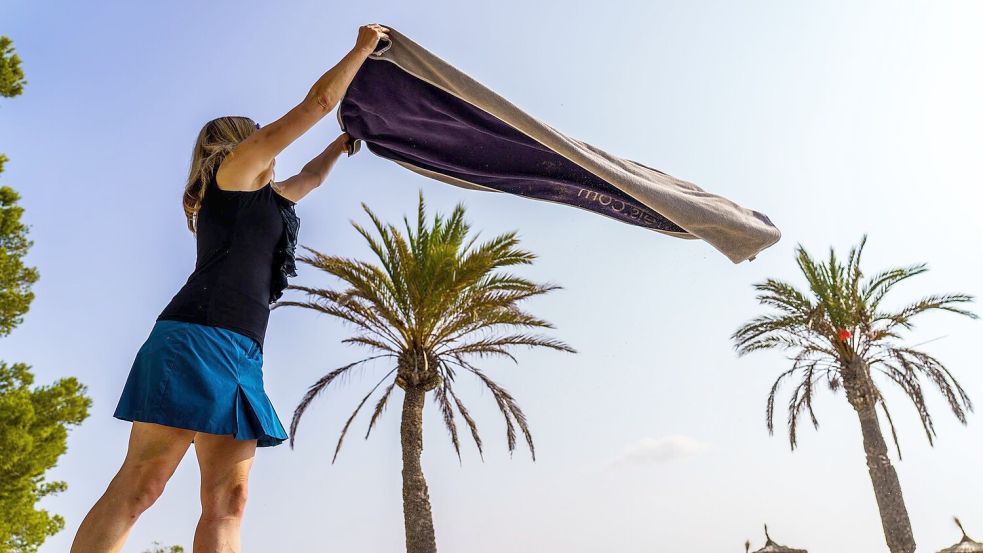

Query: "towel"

xmin=338 ymin=28 xmax=781 ymax=263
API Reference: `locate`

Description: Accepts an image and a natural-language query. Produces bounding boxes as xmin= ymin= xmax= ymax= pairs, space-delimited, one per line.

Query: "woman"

xmin=70 ymin=24 xmax=389 ymax=553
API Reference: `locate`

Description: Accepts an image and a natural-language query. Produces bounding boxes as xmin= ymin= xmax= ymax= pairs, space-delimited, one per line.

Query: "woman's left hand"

xmin=331 ymin=132 xmax=358 ymax=156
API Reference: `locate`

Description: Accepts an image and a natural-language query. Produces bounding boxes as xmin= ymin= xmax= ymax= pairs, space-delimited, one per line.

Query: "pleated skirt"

xmin=114 ymin=319 xmax=287 ymax=447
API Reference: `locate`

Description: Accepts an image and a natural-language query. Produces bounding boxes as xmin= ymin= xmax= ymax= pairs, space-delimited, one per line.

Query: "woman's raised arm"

xmin=216 ymin=24 xmax=388 ymax=191
xmin=272 ymin=132 xmax=352 ymax=203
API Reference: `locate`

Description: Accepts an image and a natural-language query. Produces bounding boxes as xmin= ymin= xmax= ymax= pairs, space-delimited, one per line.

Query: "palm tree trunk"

xmin=400 ymin=386 xmax=437 ymax=553
xmin=849 ymin=384 xmax=916 ymax=553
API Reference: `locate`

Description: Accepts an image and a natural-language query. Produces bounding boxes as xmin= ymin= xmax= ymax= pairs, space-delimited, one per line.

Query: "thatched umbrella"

xmin=939 ymin=518 xmax=983 ymax=553
xmin=747 ymin=525 xmax=808 ymax=553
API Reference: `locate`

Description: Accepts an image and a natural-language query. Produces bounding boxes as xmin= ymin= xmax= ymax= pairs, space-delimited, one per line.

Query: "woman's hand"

xmin=329 ymin=132 xmax=359 ymax=156
xmin=354 ymin=24 xmax=389 ymax=55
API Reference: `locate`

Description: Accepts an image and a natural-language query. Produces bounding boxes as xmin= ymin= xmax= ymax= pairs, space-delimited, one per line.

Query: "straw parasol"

xmin=939 ymin=518 xmax=983 ymax=553
xmin=747 ymin=525 xmax=808 ymax=553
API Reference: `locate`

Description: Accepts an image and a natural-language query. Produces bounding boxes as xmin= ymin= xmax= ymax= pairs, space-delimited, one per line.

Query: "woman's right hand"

xmin=355 ymin=24 xmax=389 ymax=55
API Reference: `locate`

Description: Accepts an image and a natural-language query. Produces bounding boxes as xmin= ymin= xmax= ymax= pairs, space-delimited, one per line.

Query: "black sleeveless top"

xmin=157 ymin=175 xmax=300 ymax=350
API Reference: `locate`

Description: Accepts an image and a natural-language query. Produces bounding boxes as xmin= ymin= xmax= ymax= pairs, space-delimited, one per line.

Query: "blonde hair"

xmin=183 ymin=116 xmax=258 ymax=233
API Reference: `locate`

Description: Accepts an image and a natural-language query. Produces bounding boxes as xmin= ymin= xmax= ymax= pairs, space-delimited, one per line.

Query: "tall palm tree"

xmin=733 ymin=237 xmax=976 ymax=553
xmin=278 ymin=194 xmax=574 ymax=553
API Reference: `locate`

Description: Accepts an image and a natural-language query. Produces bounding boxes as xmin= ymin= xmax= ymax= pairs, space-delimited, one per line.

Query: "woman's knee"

xmin=112 ymin=461 xmax=174 ymax=515
xmin=107 ymin=422 xmax=192 ymax=517
xmin=201 ymin=478 xmax=249 ymax=520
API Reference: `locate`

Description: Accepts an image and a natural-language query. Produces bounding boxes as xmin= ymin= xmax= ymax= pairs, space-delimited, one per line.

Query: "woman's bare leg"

xmin=192 ymin=433 xmax=257 ymax=553
xmin=71 ymin=422 xmax=195 ymax=553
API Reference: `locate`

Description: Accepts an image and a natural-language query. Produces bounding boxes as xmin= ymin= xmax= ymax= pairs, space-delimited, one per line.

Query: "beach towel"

xmin=337 ymin=28 xmax=781 ymax=263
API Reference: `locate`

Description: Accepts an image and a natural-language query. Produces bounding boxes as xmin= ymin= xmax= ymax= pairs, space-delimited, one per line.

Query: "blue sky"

xmin=2 ymin=1 xmax=982 ymax=551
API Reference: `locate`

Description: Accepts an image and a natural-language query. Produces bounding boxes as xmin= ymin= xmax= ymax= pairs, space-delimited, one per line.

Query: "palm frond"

xmin=433 ymin=381 xmax=462 ymax=462
xmin=785 ymin=362 xmax=821 ymax=449
xmin=289 ymin=355 xmax=393 ymax=448
xmin=342 ymin=336 xmax=399 ymax=353
xmin=432 ymin=299 xmax=561 ymax=347
xmin=443 ymin=334 xmax=576 ymax=359
xmin=766 ymin=366 xmax=798 ymax=436
xmin=291 ymin=254 xmax=412 ymax=343
xmin=877 ymin=396 xmax=903 ymax=460
xmin=733 ymin=314 xmax=835 ymax=357
xmin=332 ymin=368 xmax=397 ymax=462
xmin=874 ymin=359 xmax=936 ymax=444
xmin=753 ymin=279 xmax=815 ymax=317
xmin=365 ymin=383 xmax=396 ymax=439
xmin=890 ymin=347 xmax=972 ymax=421
xmin=862 ymin=264 xmax=928 ymax=310
xmin=452 ymin=356 xmax=536 ymax=459
xmin=446 ymin=380 xmax=484 ymax=460
xmin=446 ymin=356 xmax=518 ymax=454
xmin=875 ymin=294 xmax=977 ymax=331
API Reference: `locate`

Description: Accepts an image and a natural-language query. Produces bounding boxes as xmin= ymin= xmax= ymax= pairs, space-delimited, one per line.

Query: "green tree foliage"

xmin=0 ymin=37 xmax=27 ymax=98
xmin=0 ymin=362 xmax=91 ymax=553
xmin=0 ymin=182 xmax=39 ymax=337
xmin=0 ymin=36 xmax=36 ymax=336
xmin=142 ymin=542 xmax=185 ymax=553
xmin=0 ymin=34 xmax=89 ymax=553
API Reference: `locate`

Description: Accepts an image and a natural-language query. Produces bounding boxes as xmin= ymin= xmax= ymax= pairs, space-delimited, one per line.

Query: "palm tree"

xmin=733 ymin=237 xmax=976 ymax=553
xmin=278 ymin=194 xmax=574 ymax=553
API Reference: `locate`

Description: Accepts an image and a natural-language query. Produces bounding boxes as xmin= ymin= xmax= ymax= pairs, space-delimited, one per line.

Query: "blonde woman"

xmin=70 ymin=24 xmax=389 ymax=553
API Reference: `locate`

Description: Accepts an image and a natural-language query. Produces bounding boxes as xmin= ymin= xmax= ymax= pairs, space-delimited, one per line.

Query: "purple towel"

xmin=338 ymin=28 xmax=780 ymax=263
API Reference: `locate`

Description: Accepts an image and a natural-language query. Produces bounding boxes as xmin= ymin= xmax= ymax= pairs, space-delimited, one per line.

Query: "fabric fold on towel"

xmin=338 ymin=27 xmax=781 ymax=263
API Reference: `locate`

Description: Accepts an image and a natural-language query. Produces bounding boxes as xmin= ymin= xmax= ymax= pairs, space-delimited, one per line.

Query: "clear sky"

xmin=2 ymin=1 xmax=982 ymax=552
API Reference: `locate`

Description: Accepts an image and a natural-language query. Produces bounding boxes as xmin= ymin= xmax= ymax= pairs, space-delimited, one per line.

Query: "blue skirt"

xmin=114 ymin=320 xmax=288 ymax=447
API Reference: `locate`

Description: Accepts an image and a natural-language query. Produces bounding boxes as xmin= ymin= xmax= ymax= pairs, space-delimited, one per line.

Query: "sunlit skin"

xmin=69 ymin=23 xmax=389 ymax=553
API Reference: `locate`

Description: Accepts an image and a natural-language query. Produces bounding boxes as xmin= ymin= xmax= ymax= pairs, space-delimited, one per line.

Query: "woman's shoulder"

xmin=214 ymin=161 xmax=272 ymax=193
